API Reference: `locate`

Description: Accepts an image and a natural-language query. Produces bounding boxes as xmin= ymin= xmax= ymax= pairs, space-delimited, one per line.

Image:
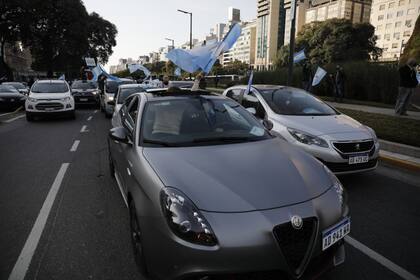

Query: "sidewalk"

xmin=327 ymin=102 xmax=420 ymax=121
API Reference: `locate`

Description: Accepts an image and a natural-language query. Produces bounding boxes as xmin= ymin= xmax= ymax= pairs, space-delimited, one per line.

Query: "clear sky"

xmin=83 ymin=0 xmax=256 ymax=69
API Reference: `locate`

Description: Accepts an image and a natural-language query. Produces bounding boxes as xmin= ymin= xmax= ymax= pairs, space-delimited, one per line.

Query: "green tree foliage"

xmin=86 ymin=12 xmax=117 ymax=64
xmin=400 ymin=15 xmax=420 ymax=64
xmin=211 ymin=60 xmax=249 ymax=75
xmin=275 ymin=19 xmax=381 ymax=67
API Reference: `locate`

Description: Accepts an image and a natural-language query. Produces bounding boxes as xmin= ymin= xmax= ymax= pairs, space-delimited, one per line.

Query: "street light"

xmin=177 ymin=9 xmax=193 ymax=50
xmin=287 ymin=0 xmax=297 ymax=86
xmin=165 ymin=38 xmax=175 ymax=50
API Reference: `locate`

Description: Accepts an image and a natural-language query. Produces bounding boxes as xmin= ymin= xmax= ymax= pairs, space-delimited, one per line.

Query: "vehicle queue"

xmin=1 ymin=77 xmax=380 ymax=279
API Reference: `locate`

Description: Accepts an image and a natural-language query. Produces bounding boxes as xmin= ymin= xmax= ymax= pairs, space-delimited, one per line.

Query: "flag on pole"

xmin=174 ymin=67 xmax=181 ymax=77
xmin=166 ymin=23 xmax=242 ymax=74
xmin=293 ymin=49 xmax=306 ymax=64
xmin=58 ymin=74 xmax=65 ymax=80
xmin=245 ymin=70 xmax=254 ymax=95
xmin=312 ymin=66 xmax=327 ymax=86
xmin=91 ymin=64 xmax=121 ymax=82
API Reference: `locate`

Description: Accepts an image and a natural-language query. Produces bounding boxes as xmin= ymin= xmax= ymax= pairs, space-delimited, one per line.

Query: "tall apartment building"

xmin=229 ymin=7 xmax=241 ymax=25
xmin=305 ymin=0 xmax=372 ymax=24
xmin=222 ymin=20 xmax=257 ymax=66
xmin=370 ymin=0 xmax=420 ymax=61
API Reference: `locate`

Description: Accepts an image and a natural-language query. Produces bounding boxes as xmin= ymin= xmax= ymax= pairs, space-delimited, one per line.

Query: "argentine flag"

xmin=128 ymin=64 xmax=151 ymax=78
xmin=312 ymin=67 xmax=327 ymax=86
xmin=293 ymin=49 xmax=306 ymax=64
xmin=92 ymin=64 xmax=121 ymax=82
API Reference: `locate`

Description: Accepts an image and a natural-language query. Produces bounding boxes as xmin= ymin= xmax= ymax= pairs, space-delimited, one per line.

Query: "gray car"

xmin=108 ymin=89 xmax=350 ymax=280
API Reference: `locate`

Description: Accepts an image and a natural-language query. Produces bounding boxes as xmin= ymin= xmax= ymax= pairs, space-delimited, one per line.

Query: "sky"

xmin=83 ymin=0 xmax=256 ymax=70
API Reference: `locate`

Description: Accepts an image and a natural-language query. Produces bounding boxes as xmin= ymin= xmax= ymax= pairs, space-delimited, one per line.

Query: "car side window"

xmin=120 ymin=95 xmax=135 ymax=119
xmin=243 ymin=91 xmax=266 ymax=119
xmin=226 ymin=89 xmax=243 ymax=102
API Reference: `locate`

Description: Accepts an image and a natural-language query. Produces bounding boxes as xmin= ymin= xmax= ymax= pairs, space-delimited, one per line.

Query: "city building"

xmin=149 ymin=52 xmax=160 ymax=63
xmin=305 ymin=0 xmax=372 ymax=24
xmin=228 ymin=7 xmax=241 ymax=25
xmin=138 ymin=55 xmax=149 ymax=64
xmin=215 ymin=23 xmax=227 ymax=41
xmin=370 ymin=0 xmax=420 ymax=61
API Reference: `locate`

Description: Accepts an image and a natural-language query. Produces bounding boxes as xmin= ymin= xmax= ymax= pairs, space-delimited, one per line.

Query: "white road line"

xmin=70 ymin=140 xmax=80 ymax=152
xmin=87 ymin=116 xmax=93 ymax=121
xmin=3 ymin=115 xmax=25 ymax=123
xmin=345 ymin=236 xmax=420 ymax=280
xmin=8 ymin=163 xmax=70 ymax=280
xmin=80 ymin=125 xmax=88 ymax=133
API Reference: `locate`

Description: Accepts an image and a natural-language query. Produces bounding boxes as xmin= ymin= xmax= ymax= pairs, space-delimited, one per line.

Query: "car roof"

xmin=143 ymin=88 xmax=221 ymax=101
xmin=2 ymin=82 xmax=23 ymax=85
xmin=119 ymin=84 xmax=144 ymax=89
xmin=35 ymin=79 xmax=67 ymax=84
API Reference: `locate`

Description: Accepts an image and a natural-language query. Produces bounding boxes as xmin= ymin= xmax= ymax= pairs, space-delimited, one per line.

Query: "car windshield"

xmin=0 ymin=85 xmax=19 ymax=93
xmin=258 ymin=88 xmax=337 ymax=116
xmin=72 ymin=81 xmax=96 ymax=90
xmin=4 ymin=83 xmax=26 ymax=90
xmin=106 ymin=80 xmax=136 ymax=94
xmin=141 ymin=97 xmax=272 ymax=147
xmin=118 ymin=87 xmax=145 ymax=104
xmin=31 ymin=82 xmax=69 ymax=93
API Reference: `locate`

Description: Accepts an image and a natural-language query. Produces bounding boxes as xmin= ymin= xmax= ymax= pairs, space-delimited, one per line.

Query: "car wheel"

xmin=108 ymin=143 xmax=115 ymax=178
xmin=26 ymin=113 xmax=34 ymax=122
xmin=129 ymin=199 xmax=149 ymax=276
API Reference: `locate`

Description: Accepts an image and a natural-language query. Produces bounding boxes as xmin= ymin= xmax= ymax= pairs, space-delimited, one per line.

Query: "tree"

xmin=274 ymin=45 xmax=290 ymax=68
xmin=400 ymin=15 xmax=420 ymax=64
xmin=86 ymin=12 xmax=117 ymax=64
xmin=293 ymin=19 xmax=381 ymax=65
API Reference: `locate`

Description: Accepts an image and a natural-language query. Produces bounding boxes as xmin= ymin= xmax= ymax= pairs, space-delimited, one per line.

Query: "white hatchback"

xmin=26 ymin=80 xmax=75 ymax=121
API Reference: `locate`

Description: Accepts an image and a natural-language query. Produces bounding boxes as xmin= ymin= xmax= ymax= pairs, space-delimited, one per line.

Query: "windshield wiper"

xmin=192 ymin=136 xmax=255 ymax=143
xmin=142 ymin=139 xmax=178 ymax=147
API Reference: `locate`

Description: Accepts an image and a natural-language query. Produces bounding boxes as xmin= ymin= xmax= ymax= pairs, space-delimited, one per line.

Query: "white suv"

xmin=26 ymin=80 xmax=75 ymax=121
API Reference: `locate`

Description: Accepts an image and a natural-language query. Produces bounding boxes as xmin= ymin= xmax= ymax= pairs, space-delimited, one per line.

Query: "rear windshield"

xmin=32 ymin=82 xmax=69 ymax=93
xmin=0 ymin=85 xmax=19 ymax=93
xmin=118 ymin=87 xmax=145 ymax=104
xmin=106 ymin=80 xmax=136 ymax=94
xmin=72 ymin=81 xmax=97 ymax=90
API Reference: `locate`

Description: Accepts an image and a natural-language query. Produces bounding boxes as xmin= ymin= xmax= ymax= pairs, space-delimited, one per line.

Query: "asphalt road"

xmin=0 ymin=108 xmax=419 ymax=280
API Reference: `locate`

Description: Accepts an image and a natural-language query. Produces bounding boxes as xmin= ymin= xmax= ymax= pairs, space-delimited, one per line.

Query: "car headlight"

xmin=61 ymin=96 xmax=71 ymax=102
xmin=324 ymin=165 xmax=348 ymax=209
xmin=28 ymin=97 xmax=38 ymax=102
xmin=365 ymin=126 xmax=378 ymax=143
xmin=288 ymin=128 xmax=329 ymax=148
xmin=160 ymin=187 xmax=217 ymax=246
xmin=107 ymin=95 xmax=114 ymax=101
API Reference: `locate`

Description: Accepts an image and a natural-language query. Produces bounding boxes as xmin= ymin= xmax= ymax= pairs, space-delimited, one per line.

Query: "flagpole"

xmin=287 ymin=0 xmax=297 ymax=86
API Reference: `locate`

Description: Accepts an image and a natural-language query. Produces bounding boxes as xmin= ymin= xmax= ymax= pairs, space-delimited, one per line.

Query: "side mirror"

xmin=263 ymin=119 xmax=273 ymax=131
xmin=109 ymin=127 xmax=131 ymax=145
xmin=246 ymin=107 xmax=256 ymax=115
xmin=107 ymin=100 xmax=115 ymax=106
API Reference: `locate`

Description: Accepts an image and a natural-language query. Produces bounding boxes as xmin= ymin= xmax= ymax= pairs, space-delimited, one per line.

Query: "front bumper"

xmin=25 ymin=100 xmax=74 ymax=114
xmin=139 ymin=188 xmax=348 ymax=280
xmin=73 ymin=94 xmax=98 ymax=104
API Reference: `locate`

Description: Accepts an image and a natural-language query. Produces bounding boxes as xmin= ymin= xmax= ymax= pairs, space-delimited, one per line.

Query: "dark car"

xmin=71 ymin=80 xmax=99 ymax=106
xmin=2 ymin=82 xmax=29 ymax=95
xmin=0 ymin=85 xmax=26 ymax=111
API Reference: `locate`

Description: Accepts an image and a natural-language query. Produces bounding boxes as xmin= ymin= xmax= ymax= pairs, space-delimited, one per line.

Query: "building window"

xmin=379 ymin=4 xmax=385 ymax=10
xmin=377 ymin=34 xmax=382 ymax=39
xmin=398 ymin=0 xmax=405 ymax=5
xmin=394 ymin=32 xmax=400 ymax=39
xmin=377 ymin=25 xmax=383 ymax=30
xmin=387 ymin=13 xmax=393 ymax=19
xmin=389 ymin=2 xmax=395 ymax=8
xmin=395 ymin=21 xmax=402 ymax=27
xmin=403 ymin=30 xmax=411 ymax=37
xmin=405 ymin=20 xmax=412 ymax=27
xmin=407 ymin=8 xmax=414 ymax=15
xmin=396 ymin=10 xmax=404 ymax=17
xmin=386 ymin=23 xmax=392 ymax=29
xmin=384 ymin=34 xmax=391 ymax=40
xmin=392 ymin=43 xmax=398 ymax=48
xmin=378 ymin=15 xmax=384 ymax=20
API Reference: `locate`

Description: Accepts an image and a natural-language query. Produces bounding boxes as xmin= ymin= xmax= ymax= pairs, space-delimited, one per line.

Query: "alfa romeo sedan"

xmin=108 ymin=89 xmax=350 ymax=280
xmin=223 ymin=85 xmax=380 ymax=174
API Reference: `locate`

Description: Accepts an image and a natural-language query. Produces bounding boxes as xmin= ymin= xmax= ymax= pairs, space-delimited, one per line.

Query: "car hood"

xmin=143 ymin=138 xmax=332 ymax=212
xmin=272 ymin=114 xmax=368 ymax=136
xmin=0 ymin=92 xmax=24 ymax=98
xmin=29 ymin=92 xmax=69 ymax=99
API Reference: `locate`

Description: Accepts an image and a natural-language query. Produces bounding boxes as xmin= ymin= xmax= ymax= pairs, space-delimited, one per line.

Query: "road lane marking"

xmin=3 ymin=114 xmax=25 ymax=123
xmin=80 ymin=125 xmax=88 ymax=133
xmin=87 ymin=116 xmax=93 ymax=121
xmin=345 ymin=236 xmax=420 ymax=280
xmin=70 ymin=140 xmax=80 ymax=152
xmin=8 ymin=163 xmax=70 ymax=280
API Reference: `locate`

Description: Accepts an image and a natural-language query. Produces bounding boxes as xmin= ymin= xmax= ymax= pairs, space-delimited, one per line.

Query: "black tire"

xmin=26 ymin=113 xmax=34 ymax=122
xmin=70 ymin=110 xmax=76 ymax=120
xmin=105 ymin=111 xmax=112 ymax=119
xmin=129 ymin=199 xmax=149 ymax=276
xmin=108 ymin=142 xmax=115 ymax=178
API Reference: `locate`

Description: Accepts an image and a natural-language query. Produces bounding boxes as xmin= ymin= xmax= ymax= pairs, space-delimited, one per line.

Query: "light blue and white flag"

xmin=417 ymin=72 xmax=420 ymax=84
xmin=293 ymin=49 xmax=306 ymax=64
xmin=91 ymin=64 xmax=121 ymax=82
xmin=312 ymin=66 xmax=327 ymax=86
xmin=166 ymin=23 xmax=242 ymax=74
xmin=128 ymin=63 xmax=151 ymax=77
xmin=58 ymin=74 xmax=65 ymax=80
xmin=174 ymin=67 xmax=181 ymax=77
xmin=245 ymin=70 xmax=254 ymax=95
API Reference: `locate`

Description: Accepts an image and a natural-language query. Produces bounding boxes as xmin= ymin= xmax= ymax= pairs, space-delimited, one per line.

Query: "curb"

xmin=380 ymin=154 xmax=420 ymax=172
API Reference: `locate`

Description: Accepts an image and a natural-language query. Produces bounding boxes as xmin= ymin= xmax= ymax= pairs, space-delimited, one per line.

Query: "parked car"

xmin=108 ymin=89 xmax=349 ymax=280
xmin=0 ymin=85 xmax=26 ymax=111
xmin=100 ymin=78 xmax=136 ymax=118
xmin=2 ymin=82 xmax=29 ymax=95
xmin=25 ymin=79 xmax=75 ymax=121
xmin=223 ymin=85 xmax=379 ymax=174
xmin=111 ymin=84 xmax=145 ymax=128
xmin=71 ymin=80 xmax=98 ymax=106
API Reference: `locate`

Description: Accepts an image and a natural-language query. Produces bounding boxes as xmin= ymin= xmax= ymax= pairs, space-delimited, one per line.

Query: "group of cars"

xmin=0 ymin=82 xmax=29 ymax=111
xmin=106 ymin=83 xmax=379 ymax=279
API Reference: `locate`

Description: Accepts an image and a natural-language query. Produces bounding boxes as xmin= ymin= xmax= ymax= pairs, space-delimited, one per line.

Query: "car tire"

xmin=70 ymin=110 xmax=76 ymax=120
xmin=105 ymin=111 xmax=112 ymax=119
xmin=26 ymin=113 xmax=34 ymax=122
xmin=129 ymin=199 xmax=149 ymax=277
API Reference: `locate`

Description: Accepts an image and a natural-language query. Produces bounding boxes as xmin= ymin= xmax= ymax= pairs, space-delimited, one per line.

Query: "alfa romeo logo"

xmin=291 ymin=215 xmax=303 ymax=230
xmin=355 ymin=143 xmax=360 ymax=150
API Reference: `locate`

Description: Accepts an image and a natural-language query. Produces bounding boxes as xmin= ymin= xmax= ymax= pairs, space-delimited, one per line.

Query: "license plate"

xmin=348 ymin=154 xmax=369 ymax=164
xmin=322 ymin=217 xmax=350 ymax=251
xmin=80 ymin=98 xmax=88 ymax=101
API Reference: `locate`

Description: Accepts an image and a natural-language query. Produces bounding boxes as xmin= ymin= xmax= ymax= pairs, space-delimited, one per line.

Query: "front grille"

xmin=273 ymin=217 xmax=317 ymax=276
xmin=333 ymin=140 xmax=374 ymax=154
xmin=35 ymin=102 xmax=64 ymax=111
xmin=322 ymin=158 xmax=378 ymax=173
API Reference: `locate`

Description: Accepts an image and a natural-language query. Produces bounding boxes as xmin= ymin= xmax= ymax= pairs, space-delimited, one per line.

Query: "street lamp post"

xmin=165 ymin=38 xmax=175 ymax=50
xmin=287 ymin=0 xmax=297 ymax=86
xmin=177 ymin=9 xmax=193 ymax=49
